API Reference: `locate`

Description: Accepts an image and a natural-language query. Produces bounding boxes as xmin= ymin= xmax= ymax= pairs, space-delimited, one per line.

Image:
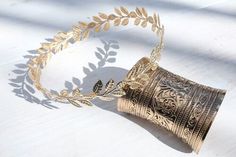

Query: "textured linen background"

xmin=0 ymin=0 xmax=236 ymax=157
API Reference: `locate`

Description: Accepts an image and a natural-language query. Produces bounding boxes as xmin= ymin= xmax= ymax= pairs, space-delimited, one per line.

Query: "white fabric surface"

xmin=0 ymin=0 xmax=236 ymax=157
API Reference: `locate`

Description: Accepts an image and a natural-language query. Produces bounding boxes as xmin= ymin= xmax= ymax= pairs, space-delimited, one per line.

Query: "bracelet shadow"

xmin=9 ymin=37 xmax=192 ymax=153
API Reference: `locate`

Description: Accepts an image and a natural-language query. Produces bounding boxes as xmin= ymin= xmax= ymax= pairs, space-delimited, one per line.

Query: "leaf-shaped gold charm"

xmin=94 ymin=25 xmax=101 ymax=32
xmin=135 ymin=7 xmax=142 ymax=16
xmin=152 ymin=24 xmax=156 ymax=32
xmin=78 ymin=99 xmax=93 ymax=106
xmin=114 ymin=8 xmax=122 ymax=16
xmin=99 ymin=12 xmax=108 ymax=19
xmin=153 ymin=13 xmax=157 ymax=24
xmin=88 ymin=22 xmax=96 ymax=28
xmin=108 ymin=14 xmax=116 ymax=20
xmin=157 ymin=14 xmax=160 ymax=27
xmin=41 ymin=43 xmax=51 ymax=50
xmin=60 ymin=89 xmax=69 ymax=97
xmin=59 ymin=31 xmax=67 ymax=37
xmin=142 ymin=8 xmax=148 ymax=17
xmin=112 ymin=89 xmax=126 ymax=97
xmin=120 ymin=6 xmax=129 ymax=15
xmin=62 ymin=41 xmax=68 ymax=49
xmin=114 ymin=18 xmax=121 ymax=26
xmin=37 ymin=48 xmax=45 ymax=55
xmin=129 ymin=11 xmax=137 ymax=18
xmin=141 ymin=21 xmax=147 ymax=28
xmin=121 ymin=18 xmax=129 ymax=26
xmin=93 ymin=80 xmax=103 ymax=94
xmin=72 ymin=88 xmax=81 ymax=97
xmin=93 ymin=16 xmax=101 ymax=22
xmin=105 ymin=79 xmax=114 ymax=92
xmin=72 ymin=33 xmax=80 ymax=41
xmin=148 ymin=16 xmax=154 ymax=24
xmin=82 ymin=30 xmax=90 ymax=39
xmin=67 ymin=98 xmax=81 ymax=107
xmin=134 ymin=18 xmax=141 ymax=25
xmin=150 ymin=49 xmax=157 ymax=62
xmin=78 ymin=22 xmax=87 ymax=29
xmin=103 ymin=22 xmax=110 ymax=31
xmin=116 ymin=81 xmax=126 ymax=89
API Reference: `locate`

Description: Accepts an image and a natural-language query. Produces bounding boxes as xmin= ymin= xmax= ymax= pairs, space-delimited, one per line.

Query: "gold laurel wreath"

xmin=28 ymin=7 xmax=164 ymax=107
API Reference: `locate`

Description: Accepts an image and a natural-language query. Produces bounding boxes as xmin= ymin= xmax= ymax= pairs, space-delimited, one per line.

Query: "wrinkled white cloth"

xmin=0 ymin=0 xmax=236 ymax=157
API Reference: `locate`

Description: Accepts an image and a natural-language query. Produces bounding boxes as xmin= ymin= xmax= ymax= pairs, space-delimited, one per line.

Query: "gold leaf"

xmin=94 ymin=25 xmax=101 ymax=32
xmin=156 ymin=29 xmax=160 ymax=36
xmin=134 ymin=18 xmax=141 ymax=25
xmin=82 ymin=29 xmax=90 ymax=39
xmin=142 ymin=8 xmax=148 ymax=17
xmin=41 ymin=43 xmax=50 ymax=50
xmin=53 ymin=35 xmax=62 ymax=42
xmin=28 ymin=69 xmax=36 ymax=81
xmin=93 ymin=16 xmax=101 ymax=22
xmin=116 ymin=81 xmax=126 ymax=89
xmin=37 ymin=48 xmax=46 ymax=54
xmin=141 ymin=20 xmax=147 ymax=28
xmin=112 ymin=89 xmax=126 ymax=97
xmin=93 ymin=80 xmax=103 ymax=94
xmin=148 ymin=16 xmax=154 ymax=24
xmin=83 ymin=93 xmax=96 ymax=100
xmin=78 ymin=99 xmax=93 ymax=106
xmin=157 ymin=14 xmax=160 ymax=27
xmin=67 ymin=99 xmax=81 ymax=107
xmin=153 ymin=13 xmax=157 ymax=24
xmin=79 ymin=22 xmax=87 ymax=29
xmin=120 ymin=6 xmax=129 ymax=15
xmin=121 ymin=18 xmax=129 ymax=26
xmin=114 ymin=18 xmax=121 ymax=26
xmin=135 ymin=7 xmax=142 ymax=16
xmin=103 ymin=22 xmax=110 ymax=31
xmin=105 ymin=79 xmax=115 ymax=92
xmin=152 ymin=24 xmax=156 ymax=32
xmin=99 ymin=12 xmax=108 ymax=19
xmin=150 ymin=48 xmax=159 ymax=63
xmin=57 ymin=31 xmax=67 ymax=38
xmin=88 ymin=22 xmax=96 ymax=28
xmin=72 ymin=88 xmax=81 ymax=97
xmin=34 ymin=82 xmax=42 ymax=90
xmin=114 ymin=8 xmax=122 ymax=16
xmin=62 ymin=41 xmax=68 ymax=49
xmin=129 ymin=11 xmax=137 ymax=18
xmin=72 ymin=25 xmax=81 ymax=34
xmin=60 ymin=89 xmax=69 ymax=97
xmin=73 ymin=32 xmax=80 ymax=41
xmin=108 ymin=14 xmax=116 ymax=20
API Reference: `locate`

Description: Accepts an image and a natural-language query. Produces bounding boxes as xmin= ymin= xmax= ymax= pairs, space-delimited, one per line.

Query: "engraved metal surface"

xmin=117 ymin=57 xmax=226 ymax=153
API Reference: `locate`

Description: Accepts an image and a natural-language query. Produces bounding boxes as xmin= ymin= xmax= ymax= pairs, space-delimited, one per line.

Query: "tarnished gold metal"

xmin=117 ymin=57 xmax=226 ymax=153
xmin=28 ymin=7 xmax=226 ymax=153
